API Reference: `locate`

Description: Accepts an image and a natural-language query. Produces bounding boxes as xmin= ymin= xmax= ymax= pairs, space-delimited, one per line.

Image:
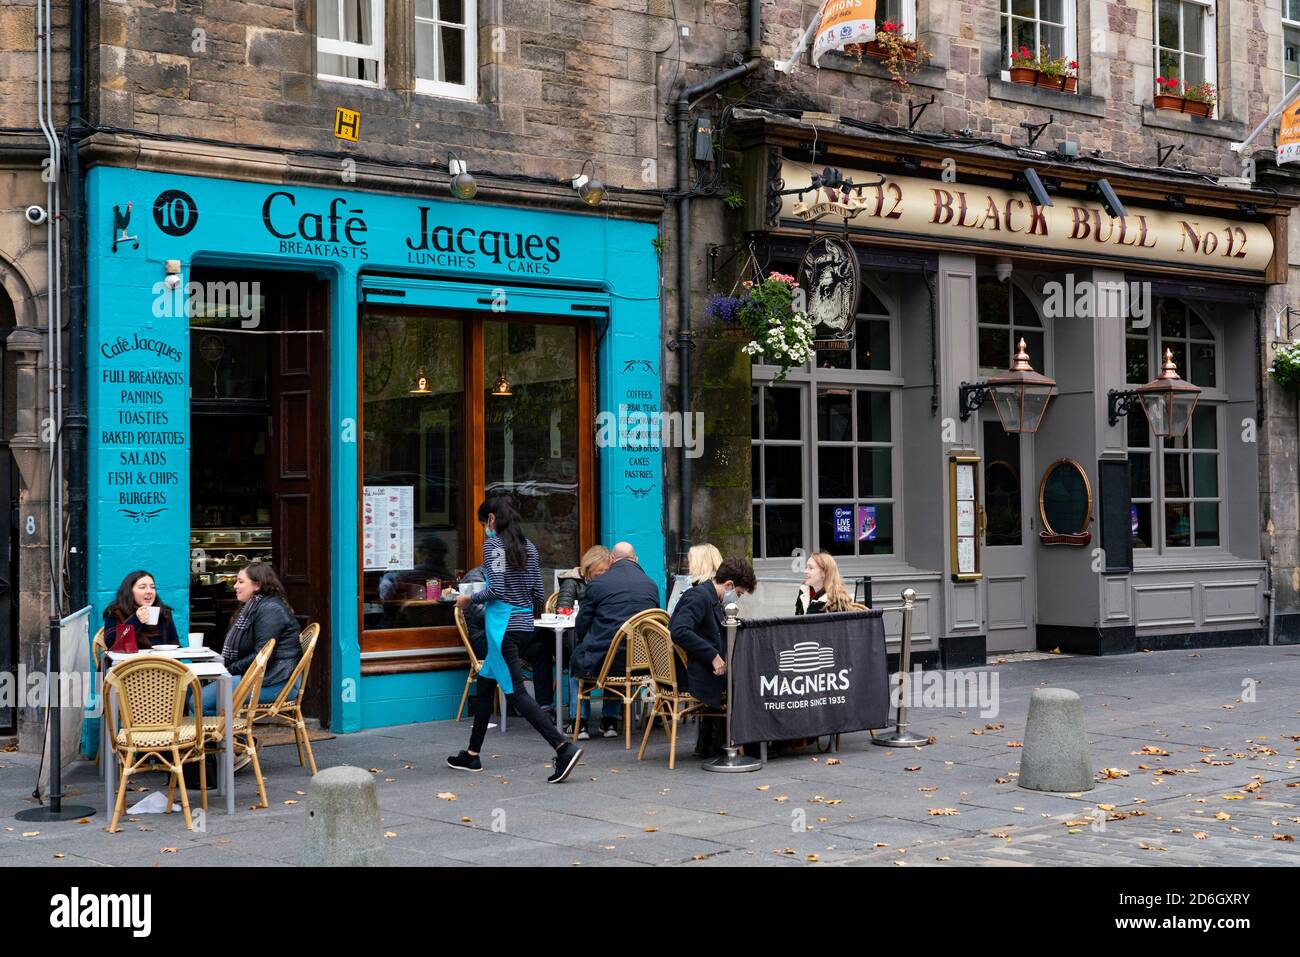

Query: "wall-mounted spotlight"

xmin=1089 ymin=178 xmax=1127 ymax=218
xmin=447 ymin=153 xmax=477 ymax=200
xmin=1019 ymin=168 xmax=1054 ymax=207
xmin=164 ymin=259 xmax=182 ymax=291
xmin=571 ymin=160 xmax=605 ymax=206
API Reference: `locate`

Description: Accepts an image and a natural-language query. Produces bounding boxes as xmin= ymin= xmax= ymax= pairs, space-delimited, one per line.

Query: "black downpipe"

xmin=66 ymin=0 xmax=86 ymax=607
xmin=674 ymin=0 xmax=761 ymax=561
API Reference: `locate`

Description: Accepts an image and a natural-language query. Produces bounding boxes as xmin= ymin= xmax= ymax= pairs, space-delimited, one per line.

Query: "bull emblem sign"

xmin=799 ymin=236 xmax=860 ymax=342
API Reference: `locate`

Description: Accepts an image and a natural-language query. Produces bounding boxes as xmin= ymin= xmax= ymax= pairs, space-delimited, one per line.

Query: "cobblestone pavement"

xmin=1 ymin=645 xmax=1297 ymax=866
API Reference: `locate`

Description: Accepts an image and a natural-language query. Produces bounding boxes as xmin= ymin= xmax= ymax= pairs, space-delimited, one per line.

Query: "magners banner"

xmin=777 ymin=162 xmax=1275 ymax=275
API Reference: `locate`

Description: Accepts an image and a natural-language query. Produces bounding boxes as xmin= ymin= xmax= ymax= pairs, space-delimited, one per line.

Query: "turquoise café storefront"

xmin=86 ymin=166 xmax=664 ymax=732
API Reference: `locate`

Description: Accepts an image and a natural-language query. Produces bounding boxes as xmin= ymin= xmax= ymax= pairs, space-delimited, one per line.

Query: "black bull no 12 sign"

xmin=729 ymin=610 xmax=890 ymax=743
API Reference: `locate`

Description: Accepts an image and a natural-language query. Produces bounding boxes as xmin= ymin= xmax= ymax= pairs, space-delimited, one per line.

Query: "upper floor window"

xmin=877 ymin=0 xmax=917 ymax=35
xmin=1000 ymin=0 xmax=1076 ymax=70
xmin=317 ymin=0 xmax=384 ymax=86
xmin=415 ymin=0 xmax=478 ymax=100
xmin=1154 ymin=0 xmax=1216 ymax=91
xmin=1284 ymin=0 xmax=1300 ymax=91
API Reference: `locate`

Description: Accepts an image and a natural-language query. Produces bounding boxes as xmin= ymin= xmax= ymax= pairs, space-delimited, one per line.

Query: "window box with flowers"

xmin=1154 ymin=78 xmax=1215 ymax=117
xmin=844 ymin=21 xmax=933 ymax=88
xmin=706 ymin=272 xmax=814 ymax=384
xmin=1009 ymin=46 xmax=1077 ymax=92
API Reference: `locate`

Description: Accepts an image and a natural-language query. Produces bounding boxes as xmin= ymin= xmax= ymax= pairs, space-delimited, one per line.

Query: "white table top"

xmin=534 ymin=617 xmax=576 ymax=629
xmin=107 ymin=645 xmax=218 ymax=661
xmin=106 ymin=648 xmax=228 ymax=678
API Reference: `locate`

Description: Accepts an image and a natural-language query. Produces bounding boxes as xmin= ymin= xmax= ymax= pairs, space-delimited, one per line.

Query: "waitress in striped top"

xmin=448 ymin=496 xmax=585 ymax=784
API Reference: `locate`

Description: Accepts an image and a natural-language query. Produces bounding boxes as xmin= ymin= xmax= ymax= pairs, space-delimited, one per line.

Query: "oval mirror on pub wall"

xmin=1038 ymin=458 xmax=1092 ymax=545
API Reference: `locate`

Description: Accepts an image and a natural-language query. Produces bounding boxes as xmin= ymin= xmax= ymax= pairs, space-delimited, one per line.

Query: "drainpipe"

xmin=65 ymin=0 xmax=87 ymax=609
xmin=673 ymin=0 xmax=761 ymax=561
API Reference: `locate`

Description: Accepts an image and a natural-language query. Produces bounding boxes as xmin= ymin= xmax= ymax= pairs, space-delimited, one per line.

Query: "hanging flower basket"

xmin=707 ymin=273 xmax=815 ymax=384
xmin=1269 ymin=340 xmax=1300 ymax=393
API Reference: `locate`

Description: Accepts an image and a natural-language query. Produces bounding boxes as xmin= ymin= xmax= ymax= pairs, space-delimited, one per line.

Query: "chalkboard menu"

xmin=1097 ymin=458 xmax=1133 ymax=572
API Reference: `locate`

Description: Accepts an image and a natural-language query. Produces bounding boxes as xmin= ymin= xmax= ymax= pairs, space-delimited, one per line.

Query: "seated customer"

xmin=666 ymin=543 xmax=722 ymax=615
xmin=535 ymin=546 xmax=611 ymax=718
xmin=103 ymin=570 xmax=180 ymax=651
xmin=202 ymin=563 xmax=303 ymax=716
xmin=459 ymin=565 xmax=489 ymax=660
xmin=555 ymin=545 xmax=611 ymax=613
xmin=669 ymin=557 xmax=757 ymax=758
xmin=795 ymin=551 xmax=857 ymax=615
xmin=569 ymin=541 xmax=659 ymax=739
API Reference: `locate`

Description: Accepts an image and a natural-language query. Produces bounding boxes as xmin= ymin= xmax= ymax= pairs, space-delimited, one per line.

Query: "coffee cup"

xmin=186 ymin=633 xmax=204 ymax=649
xmin=140 ymin=606 xmax=160 ymax=626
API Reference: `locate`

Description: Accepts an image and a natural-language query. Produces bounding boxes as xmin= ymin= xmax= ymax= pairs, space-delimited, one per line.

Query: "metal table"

xmin=533 ymin=616 xmax=575 ymax=729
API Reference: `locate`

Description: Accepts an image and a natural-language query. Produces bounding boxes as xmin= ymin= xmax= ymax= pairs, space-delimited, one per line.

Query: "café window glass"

xmin=1124 ymin=299 xmax=1223 ymax=551
xmin=751 ymin=275 xmax=901 ymax=564
xmin=1154 ymin=0 xmax=1217 ymax=102
xmin=317 ymin=0 xmax=384 ymax=86
xmin=1000 ymin=0 xmax=1077 ymax=74
xmin=415 ymin=0 xmax=477 ymax=100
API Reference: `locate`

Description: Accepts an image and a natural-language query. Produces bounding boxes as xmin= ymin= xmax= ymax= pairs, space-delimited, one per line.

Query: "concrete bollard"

xmin=299 ymin=766 xmax=389 ymax=866
xmin=1017 ymin=688 xmax=1094 ymax=793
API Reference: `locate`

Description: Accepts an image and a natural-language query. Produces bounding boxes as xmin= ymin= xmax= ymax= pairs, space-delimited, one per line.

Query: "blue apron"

xmin=479 ymin=585 xmax=531 ymax=696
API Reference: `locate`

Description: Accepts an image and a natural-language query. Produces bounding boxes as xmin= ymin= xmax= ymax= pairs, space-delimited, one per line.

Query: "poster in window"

xmin=833 ymin=505 xmax=853 ymax=542
xmin=857 ymin=504 xmax=877 ymax=541
xmin=363 ymin=486 xmax=415 ymax=571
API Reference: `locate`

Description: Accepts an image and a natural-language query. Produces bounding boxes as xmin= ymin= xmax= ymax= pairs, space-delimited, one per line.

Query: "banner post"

xmin=16 ymin=617 xmax=96 ymax=822
xmin=872 ymin=588 xmax=931 ymax=748
xmin=702 ymin=602 xmax=762 ymax=773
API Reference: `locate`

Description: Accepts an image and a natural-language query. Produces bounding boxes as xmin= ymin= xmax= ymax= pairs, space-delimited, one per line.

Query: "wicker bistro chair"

xmin=248 ymin=622 xmax=321 ymax=775
xmin=545 ymin=591 xmax=560 ymax=614
xmin=452 ymin=606 xmax=507 ymax=731
xmin=103 ymin=656 xmax=205 ymax=832
xmin=91 ymin=628 xmax=107 ymax=767
xmin=636 ymin=618 xmax=726 ymax=769
xmin=572 ymin=608 xmax=663 ymax=749
xmin=204 ymin=639 xmax=276 ymax=808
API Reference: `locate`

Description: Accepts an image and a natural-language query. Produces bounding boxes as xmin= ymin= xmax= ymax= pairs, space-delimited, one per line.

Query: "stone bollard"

xmin=1017 ymin=688 xmax=1094 ymax=793
xmin=299 ymin=766 xmax=389 ymax=866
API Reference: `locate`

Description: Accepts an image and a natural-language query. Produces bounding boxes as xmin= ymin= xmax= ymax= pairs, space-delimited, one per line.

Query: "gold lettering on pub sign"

xmin=778 ymin=164 xmax=1271 ymax=274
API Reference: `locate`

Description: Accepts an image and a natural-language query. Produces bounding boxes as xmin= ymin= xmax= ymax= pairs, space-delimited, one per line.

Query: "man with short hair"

xmin=569 ymin=541 xmax=660 ymax=738
xmin=669 ymin=556 xmax=758 ymax=758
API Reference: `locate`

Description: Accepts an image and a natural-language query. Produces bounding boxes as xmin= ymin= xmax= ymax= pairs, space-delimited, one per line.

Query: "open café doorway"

xmin=187 ymin=268 xmax=331 ymax=723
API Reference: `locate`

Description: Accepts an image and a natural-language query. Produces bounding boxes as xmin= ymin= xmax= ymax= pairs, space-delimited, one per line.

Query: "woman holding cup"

xmin=103 ymin=570 xmax=180 ymax=651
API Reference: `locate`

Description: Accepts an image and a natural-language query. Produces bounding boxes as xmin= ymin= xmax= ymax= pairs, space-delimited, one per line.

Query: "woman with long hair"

xmin=202 ymin=562 xmax=303 ymax=715
xmin=448 ymin=496 xmax=584 ymax=783
xmin=103 ymin=570 xmax=180 ymax=650
xmin=667 ymin=542 xmax=723 ymax=615
xmin=795 ymin=551 xmax=857 ymax=615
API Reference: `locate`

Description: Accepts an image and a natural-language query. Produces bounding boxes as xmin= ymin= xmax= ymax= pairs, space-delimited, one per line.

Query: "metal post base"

xmin=871 ymin=730 xmax=931 ymax=748
xmin=702 ymin=747 xmax=762 ymax=772
xmin=16 ymin=804 xmax=96 ymax=822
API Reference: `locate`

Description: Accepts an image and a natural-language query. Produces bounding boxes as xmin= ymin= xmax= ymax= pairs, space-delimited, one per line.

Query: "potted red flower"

xmin=1153 ymin=76 xmax=1184 ymax=111
xmin=1035 ymin=53 xmax=1077 ymax=93
xmin=1181 ymin=82 xmax=1216 ymax=117
xmin=1009 ymin=45 xmax=1037 ymax=85
xmin=847 ymin=20 xmax=932 ymax=88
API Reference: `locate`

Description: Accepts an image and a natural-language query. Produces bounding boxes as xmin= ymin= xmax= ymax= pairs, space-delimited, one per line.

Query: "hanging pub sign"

xmin=799 ymin=235 xmax=860 ymax=348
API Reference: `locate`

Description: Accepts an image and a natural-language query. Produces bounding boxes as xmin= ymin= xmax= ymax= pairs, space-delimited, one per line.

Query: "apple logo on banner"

xmin=153 ymin=189 xmax=199 ymax=237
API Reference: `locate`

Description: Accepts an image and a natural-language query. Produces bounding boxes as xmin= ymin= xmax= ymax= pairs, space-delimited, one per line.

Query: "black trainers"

xmin=599 ymin=718 xmax=619 ymax=738
xmin=548 ymin=743 xmax=583 ymax=784
xmin=446 ymin=750 xmax=482 ymax=772
xmin=564 ymin=720 xmax=590 ymax=741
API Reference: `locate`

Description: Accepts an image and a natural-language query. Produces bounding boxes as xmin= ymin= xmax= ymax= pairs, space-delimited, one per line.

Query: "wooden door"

xmin=269 ymin=276 xmax=331 ymax=723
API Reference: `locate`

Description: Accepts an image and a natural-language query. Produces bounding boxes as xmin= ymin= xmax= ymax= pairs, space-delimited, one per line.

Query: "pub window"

xmin=1000 ymin=0 xmax=1077 ymax=74
xmin=977 ymin=277 xmax=1045 ymax=377
xmin=751 ymin=276 xmax=901 ymax=563
xmin=317 ymin=0 xmax=384 ymax=86
xmin=1154 ymin=0 xmax=1217 ymax=104
xmin=415 ymin=0 xmax=478 ymax=100
xmin=1284 ymin=1 xmax=1300 ymax=91
xmin=1123 ymin=299 xmax=1223 ymax=551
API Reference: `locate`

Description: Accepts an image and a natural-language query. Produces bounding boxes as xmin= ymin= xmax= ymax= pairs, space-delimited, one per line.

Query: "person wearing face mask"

xmin=668 ymin=557 xmax=758 ymax=759
xmin=447 ymin=496 xmax=585 ymax=784
xmin=103 ymin=570 xmax=180 ymax=651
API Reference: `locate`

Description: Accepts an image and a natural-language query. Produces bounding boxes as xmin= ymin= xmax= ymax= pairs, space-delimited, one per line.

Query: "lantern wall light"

xmin=959 ymin=339 xmax=1057 ymax=434
xmin=447 ymin=153 xmax=477 ymax=200
xmin=1107 ymin=348 xmax=1201 ymax=438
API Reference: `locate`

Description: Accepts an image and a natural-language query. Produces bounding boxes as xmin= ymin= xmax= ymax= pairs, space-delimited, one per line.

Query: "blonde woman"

xmin=667 ymin=543 xmax=724 ymax=615
xmin=795 ymin=551 xmax=857 ymax=615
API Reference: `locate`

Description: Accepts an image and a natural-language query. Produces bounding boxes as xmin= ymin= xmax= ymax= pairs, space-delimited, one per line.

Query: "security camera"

xmin=25 ymin=205 xmax=48 ymax=226
xmin=995 ymin=258 xmax=1014 ymax=283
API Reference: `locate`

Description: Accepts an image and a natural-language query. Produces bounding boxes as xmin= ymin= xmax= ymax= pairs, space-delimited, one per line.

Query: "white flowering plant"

xmin=1270 ymin=339 xmax=1300 ymax=393
xmin=734 ymin=272 xmax=815 ymax=383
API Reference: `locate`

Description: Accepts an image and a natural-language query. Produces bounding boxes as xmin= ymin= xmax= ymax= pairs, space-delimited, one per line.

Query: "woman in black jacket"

xmin=102 ymin=570 xmax=180 ymax=651
xmin=201 ymin=562 xmax=303 ymax=715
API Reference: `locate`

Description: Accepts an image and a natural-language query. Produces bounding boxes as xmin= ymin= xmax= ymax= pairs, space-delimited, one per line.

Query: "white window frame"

xmin=1283 ymin=2 xmax=1300 ymax=93
xmin=1153 ymin=0 xmax=1218 ymax=115
xmin=414 ymin=0 xmax=478 ymax=101
xmin=1124 ymin=301 xmax=1225 ymax=554
xmin=317 ymin=0 xmax=385 ymax=88
xmin=751 ymin=275 xmax=904 ymax=573
xmin=999 ymin=0 xmax=1078 ymax=80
